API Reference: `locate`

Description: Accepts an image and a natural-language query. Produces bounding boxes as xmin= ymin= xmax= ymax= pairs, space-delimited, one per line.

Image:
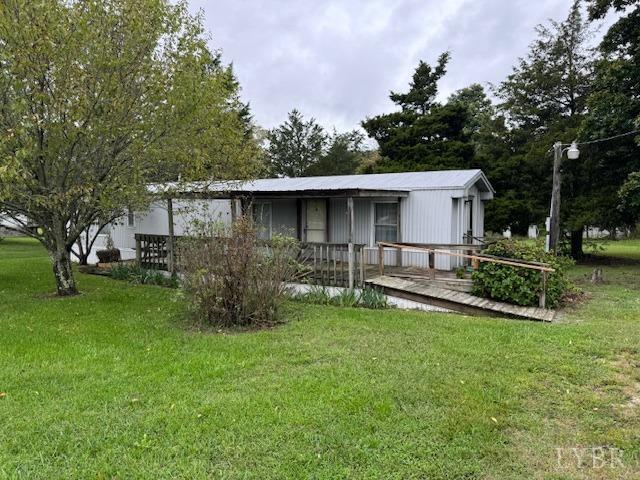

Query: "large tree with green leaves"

xmin=265 ymin=109 xmax=327 ymax=177
xmin=447 ymin=84 xmax=528 ymax=234
xmin=362 ymin=53 xmax=475 ymax=173
xmin=0 ymin=0 xmax=259 ymax=295
xmin=496 ymin=1 xmax=595 ymax=255
xmin=304 ymin=130 xmax=366 ymax=177
xmin=579 ymin=0 xmax=640 ymax=232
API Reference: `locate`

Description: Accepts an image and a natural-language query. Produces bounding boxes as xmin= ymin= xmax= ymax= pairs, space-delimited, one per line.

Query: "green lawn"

xmin=0 ymin=238 xmax=639 ymax=479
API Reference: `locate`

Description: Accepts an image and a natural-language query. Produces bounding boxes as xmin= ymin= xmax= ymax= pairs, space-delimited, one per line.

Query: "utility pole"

xmin=548 ymin=142 xmax=563 ymax=253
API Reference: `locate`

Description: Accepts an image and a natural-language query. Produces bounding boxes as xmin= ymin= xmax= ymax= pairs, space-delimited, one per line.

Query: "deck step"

xmin=367 ymin=275 xmax=555 ymax=322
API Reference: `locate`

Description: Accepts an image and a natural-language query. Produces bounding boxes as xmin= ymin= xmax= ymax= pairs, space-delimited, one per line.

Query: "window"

xmin=252 ymin=202 xmax=272 ymax=240
xmin=374 ymin=202 xmax=398 ymax=243
xmin=127 ymin=208 xmax=135 ymax=227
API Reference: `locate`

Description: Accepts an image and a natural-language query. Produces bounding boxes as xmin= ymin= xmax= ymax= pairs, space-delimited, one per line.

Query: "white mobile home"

xmin=98 ymin=169 xmax=494 ymax=270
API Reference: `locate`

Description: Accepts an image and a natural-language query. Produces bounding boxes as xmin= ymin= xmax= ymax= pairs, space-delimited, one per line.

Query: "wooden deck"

xmin=364 ymin=265 xmax=474 ymax=292
xmin=366 ymin=275 xmax=556 ymax=322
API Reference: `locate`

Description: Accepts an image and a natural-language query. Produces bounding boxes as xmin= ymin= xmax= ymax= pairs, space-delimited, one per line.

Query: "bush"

xmin=110 ymin=263 xmax=178 ymax=288
xmin=471 ymin=240 xmax=573 ymax=308
xmin=97 ymin=234 xmax=120 ymax=263
xmin=179 ymin=218 xmax=302 ymax=328
xmin=96 ymin=248 xmax=121 ymax=263
xmin=294 ymin=286 xmax=389 ymax=310
xmin=358 ymin=287 xmax=389 ymax=309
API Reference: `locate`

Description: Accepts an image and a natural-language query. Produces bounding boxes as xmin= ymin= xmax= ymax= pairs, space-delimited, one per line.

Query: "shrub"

xmin=295 ymin=286 xmax=333 ymax=305
xmin=110 ymin=263 xmax=178 ymax=288
xmin=96 ymin=248 xmax=121 ymax=263
xmin=333 ymin=289 xmax=359 ymax=308
xmin=358 ymin=287 xmax=389 ymax=309
xmin=454 ymin=266 xmax=466 ymax=279
xmin=472 ymin=240 xmax=573 ymax=308
xmin=97 ymin=234 xmax=120 ymax=263
xmin=294 ymin=286 xmax=389 ymax=310
xmin=179 ymin=218 xmax=302 ymax=328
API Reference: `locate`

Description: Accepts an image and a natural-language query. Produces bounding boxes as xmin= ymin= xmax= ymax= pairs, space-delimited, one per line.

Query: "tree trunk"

xmin=77 ymin=252 xmax=89 ymax=266
xmin=52 ymin=248 xmax=78 ymax=296
xmin=570 ymin=229 xmax=584 ymax=260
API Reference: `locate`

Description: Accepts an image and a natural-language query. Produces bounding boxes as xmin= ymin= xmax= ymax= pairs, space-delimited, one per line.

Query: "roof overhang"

xmin=467 ymin=170 xmax=495 ymax=196
xmin=155 ymin=187 xmax=409 ymax=200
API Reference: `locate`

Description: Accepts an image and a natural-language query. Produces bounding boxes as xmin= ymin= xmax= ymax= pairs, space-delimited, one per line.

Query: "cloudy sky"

xmin=188 ymin=0 xmax=614 ymax=132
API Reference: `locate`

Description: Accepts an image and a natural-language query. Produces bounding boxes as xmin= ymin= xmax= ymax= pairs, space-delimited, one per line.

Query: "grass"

xmin=0 ymin=237 xmax=639 ymax=478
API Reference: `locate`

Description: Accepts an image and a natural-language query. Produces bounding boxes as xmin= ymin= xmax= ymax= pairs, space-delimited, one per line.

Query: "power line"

xmin=577 ymin=129 xmax=640 ymax=146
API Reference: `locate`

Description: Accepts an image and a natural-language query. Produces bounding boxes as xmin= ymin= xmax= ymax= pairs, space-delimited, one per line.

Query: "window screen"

xmin=374 ymin=203 xmax=398 ymax=243
xmin=252 ymin=202 xmax=272 ymax=240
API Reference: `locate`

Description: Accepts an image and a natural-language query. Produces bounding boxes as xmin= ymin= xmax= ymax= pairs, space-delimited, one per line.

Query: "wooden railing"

xmin=135 ymin=234 xmax=177 ymax=271
xmin=134 ymin=233 xmax=366 ymax=289
xmin=377 ymin=241 xmax=555 ymax=308
xmin=299 ymin=242 xmax=365 ymax=288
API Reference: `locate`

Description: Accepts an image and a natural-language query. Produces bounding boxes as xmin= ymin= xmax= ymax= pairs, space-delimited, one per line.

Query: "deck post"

xmin=378 ymin=243 xmax=384 ymax=276
xmin=230 ymin=196 xmax=238 ymax=222
xmin=428 ymin=250 xmax=436 ymax=280
xmin=359 ymin=247 xmax=365 ymax=287
xmin=396 ymin=198 xmax=403 ymax=267
xmin=167 ymin=198 xmax=176 ymax=274
xmin=347 ymin=196 xmax=355 ymax=290
xmin=539 ymin=271 xmax=547 ymax=309
xmin=348 ymin=243 xmax=355 ymax=290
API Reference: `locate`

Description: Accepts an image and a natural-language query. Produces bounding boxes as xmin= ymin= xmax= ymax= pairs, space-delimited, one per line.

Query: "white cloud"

xmin=188 ymin=0 xmax=616 ymax=132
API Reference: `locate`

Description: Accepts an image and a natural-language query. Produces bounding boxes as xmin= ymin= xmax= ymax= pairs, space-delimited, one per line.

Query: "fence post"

xmin=539 ymin=271 xmax=547 ymax=309
xmin=378 ymin=243 xmax=384 ymax=276
xmin=135 ymin=235 xmax=141 ymax=267
xmin=167 ymin=198 xmax=176 ymax=274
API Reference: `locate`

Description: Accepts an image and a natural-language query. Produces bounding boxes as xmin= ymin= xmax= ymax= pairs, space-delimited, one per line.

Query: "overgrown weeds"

xmin=179 ymin=218 xmax=303 ymax=329
xmin=294 ymin=286 xmax=389 ymax=309
xmin=110 ymin=263 xmax=178 ymax=288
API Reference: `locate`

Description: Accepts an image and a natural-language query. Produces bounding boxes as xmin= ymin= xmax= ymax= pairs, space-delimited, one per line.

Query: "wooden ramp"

xmin=367 ymin=275 xmax=555 ymax=322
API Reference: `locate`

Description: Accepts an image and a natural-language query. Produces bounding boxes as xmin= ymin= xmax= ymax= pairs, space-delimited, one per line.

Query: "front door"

xmin=306 ymin=199 xmax=326 ymax=242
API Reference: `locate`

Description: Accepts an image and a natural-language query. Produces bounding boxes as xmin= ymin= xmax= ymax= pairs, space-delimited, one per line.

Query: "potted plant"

xmin=96 ymin=234 xmax=121 ymax=267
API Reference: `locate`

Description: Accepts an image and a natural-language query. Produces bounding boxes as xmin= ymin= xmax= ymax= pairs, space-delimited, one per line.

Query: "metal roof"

xmin=152 ymin=169 xmax=494 ymax=196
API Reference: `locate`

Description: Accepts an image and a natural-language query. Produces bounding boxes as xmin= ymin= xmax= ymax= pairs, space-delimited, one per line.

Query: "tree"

xmin=496 ymin=1 xmax=595 ymax=256
xmin=362 ymin=53 xmax=475 ymax=173
xmin=579 ymin=0 xmax=640 ymax=230
xmin=497 ymin=2 xmax=593 ymax=129
xmin=618 ymin=172 xmax=640 ymax=228
xmin=265 ymin=110 xmax=327 ymax=177
xmin=586 ymin=0 xmax=638 ymax=18
xmin=0 ymin=0 xmax=259 ymax=295
xmin=389 ymin=52 xmax=450 ymax=115
xmin=304 ymin=130 xmax=365 ymax=177
xmin=448 ymin=84 xmax=523 ymax=234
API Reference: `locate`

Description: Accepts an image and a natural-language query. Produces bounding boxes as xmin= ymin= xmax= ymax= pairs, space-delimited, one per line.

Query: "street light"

xmin=546 ymin=141 xmax=580 ymax=253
